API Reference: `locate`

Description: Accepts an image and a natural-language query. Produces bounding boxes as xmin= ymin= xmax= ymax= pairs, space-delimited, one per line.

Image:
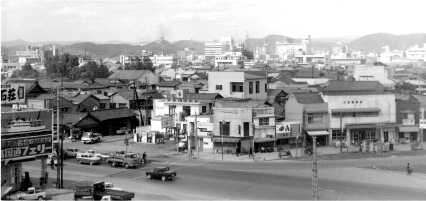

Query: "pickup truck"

xmin=146 ymin=166 xmax=177 ymax=182
xmin=81 ymin=132 xmax=102 ymax=144
xmin=107 ymin=152 xmax=142 ymax=168
xmin=74 ymin=181 xmax=134 ymax=201
xmin=76 ymin=153 xmax=101 ymax=165
xmin=9 ymin=187 xmax=47 ymax=200
xmin=87 ymin=150 xmax=110 ymax=160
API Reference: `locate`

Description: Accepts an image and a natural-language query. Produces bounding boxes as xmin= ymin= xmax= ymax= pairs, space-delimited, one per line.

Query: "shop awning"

xmin=212 ymin=137 xmax=241 ymax=143
xmin=307 ymin=131 xmax=329 ymax=136
xmin=254 ymin=138 xmax=275 ymax=143
xmin=399 ymin=126 xmax=419 ymax=133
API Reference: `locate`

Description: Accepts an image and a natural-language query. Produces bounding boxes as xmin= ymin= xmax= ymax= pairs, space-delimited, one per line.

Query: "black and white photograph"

xmin=1 ymin=0 xmax=426 ymax=200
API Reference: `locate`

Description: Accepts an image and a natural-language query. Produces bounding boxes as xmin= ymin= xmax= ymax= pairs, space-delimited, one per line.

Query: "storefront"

xmin=398 ymin=126 xmax=419 ymax=143
xmin=345 ymin=123 xmax=396 ymax=147
xmin=276 ymin=121 xmax=301 ymax=149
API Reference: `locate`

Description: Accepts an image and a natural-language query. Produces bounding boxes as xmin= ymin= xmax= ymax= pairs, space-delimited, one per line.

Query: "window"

xmin=169 ymin=105 xmax=176 ymax=116
xmin=109 ymin=103 xmax=116 ymax=109
xmin=265 ymin=83 xmax=267 ymax=92
xmin=202 ymin=106 xmax=207 ymax=113
xmin=249 ymin=82 xmax=253 ymax=94
xmin=183 ymin=106 xmax=191 ymax=117
xmin=307 ymin=113 xmax=323 ymax=124
xmin=118 ymin=103 xmax=127 ymax=108
xmin=220 ymin=121 xmax=230 ymax=136
xmin=332 ymin=129 xmax=345 ymax=140
xmin=231 ymin=82 xmax=244 ymax=92
xmin=99 ymin=103 xmax=106 ymax=109
xmin=259 ymin=117 xmax=269 ymax=126
xmin=216 ymin=85 xmax=222 ymax=90
xmin=255 ymin=81 xmax=260 ymax=93
xmin=238 ymin=125 xmax=241 ymax=135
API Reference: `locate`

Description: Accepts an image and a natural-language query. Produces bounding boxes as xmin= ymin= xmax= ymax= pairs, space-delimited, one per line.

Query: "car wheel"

xmin=111 ymin=162 xmax=116 ymax=167
xmin=147 ymin=174 xmax=151 ymax=179
xmin=38 ymin=196 xmax=44 ymax=200
xmin=124 ymin=163 xmax=129 ymax=169
xmin=161 ymin=176 xmax=166 ymax=182
xmin=90 ymin=162 xmax=93 ymax=166
xmin=18 ymin=197 xmax=23 ymax=200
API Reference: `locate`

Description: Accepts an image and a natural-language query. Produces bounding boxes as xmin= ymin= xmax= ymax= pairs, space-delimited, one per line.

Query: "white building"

xmin=16 ymin=46 xmax=42 ymax=64
xmin=321 ymin=81 xmax=396 ymax=147
xmin=1 ymin=63 xmax=21 ymax=78
xmin=150 ymin=55 xmax=175 ymax=68
xmin=214 ymin=52 xmax=244 ymax=67
xmin=275 ymin=41 xmax=307 ymax=62
xmin=352 ymin=65 xmax=395 ymax=88
xmin=204 ymin=41 xmax=225 ymax=58
xmin=406 ymin=43 xmax=426 ymax=62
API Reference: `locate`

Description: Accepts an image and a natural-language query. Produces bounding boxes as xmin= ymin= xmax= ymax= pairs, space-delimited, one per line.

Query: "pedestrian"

xmin=407 ymin=163 xmax=413 ymax=175
xmin=235 ymin=146 xmax=239 ymax=157
xmin=142 ymin=152 xmax=147 ymax=164
xmin=50 ymin=158 xmax=54 ymax=170
xmin=249 ymin=147 xmax=253 ymax=159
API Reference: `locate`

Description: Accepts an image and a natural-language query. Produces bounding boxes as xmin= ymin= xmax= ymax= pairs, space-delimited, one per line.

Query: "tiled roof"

xmin=5 ymin=78 xmax=46 ymax=94
xmin=321 ymin=80 xmax=384 ymax=95
xmin=266 ymin=89 xmax=288 ymax=104
xmin=183 ymin=93 xmax=223 ymax=100
xmin=158 ymin=80 xmax=181 ymax=87
xmin=89 ymin=108 xmax=136 ymax=122
xmin=62 ymin=113 xmax=89 ymax=125
xmin=68 ymin=94 xmax=98 ymax=104
xmin=108 ymin=70 xmax=153 ymax=80
xmin=293 ymin=92 xmax=325 ymax=104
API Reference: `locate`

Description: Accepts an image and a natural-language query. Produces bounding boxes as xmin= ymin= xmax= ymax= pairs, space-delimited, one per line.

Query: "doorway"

xmin=243 ymin=122 xmax=250 ymax=137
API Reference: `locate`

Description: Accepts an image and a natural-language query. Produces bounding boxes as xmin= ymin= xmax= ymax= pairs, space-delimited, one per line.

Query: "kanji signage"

xmin=276 ymin=121 xmax=300 ymax=138
xmin=420 ymin=119 xmax=426 ymax=129
xmin=1 ymin=84 xmax=25 ymax=104
xmin=1 ymin=132 xmax=52 ymax=160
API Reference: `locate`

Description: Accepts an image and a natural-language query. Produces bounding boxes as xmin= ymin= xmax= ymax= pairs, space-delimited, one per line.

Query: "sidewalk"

xmin=172 ymin=151 xmax=283 ymax=162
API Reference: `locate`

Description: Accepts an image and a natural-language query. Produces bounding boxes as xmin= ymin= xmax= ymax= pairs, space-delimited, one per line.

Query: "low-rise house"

xmin=285 ymin=92 xmax=329 ymax=146
xmin=212 ymin=98 xmax=275 ymax=153
xmin=265 ymin=89 xmax=288 ymax=121
xmin=396 ymin=95 xmax=421 ymax=144
xmin=108 ymin=70 xmax=159 ymax=90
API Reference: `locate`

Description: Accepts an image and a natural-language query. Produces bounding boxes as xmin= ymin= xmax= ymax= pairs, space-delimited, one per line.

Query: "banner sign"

xmin=1 ymin=84 xmax=25 ymax=104
xmin=420 ymin=119 xmax=426 ymax=129
xmin=1 ymin=133 xmax=52 ymax=160
xmin=276 ymin=121 xmax=300 ymax=138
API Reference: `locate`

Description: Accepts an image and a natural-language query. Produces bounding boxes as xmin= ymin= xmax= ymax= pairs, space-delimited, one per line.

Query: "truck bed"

xmin=104 ymin=189 xmax=135 ymax=200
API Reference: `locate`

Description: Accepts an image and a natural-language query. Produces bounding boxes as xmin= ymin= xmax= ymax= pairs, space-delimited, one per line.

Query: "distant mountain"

xmin=349 ymin=33 xmax=426 ymax=52
xmin=244 ymin=34 xmax=295 ymax=51
xmin=1 ymin=39 xmax=29 ymax=47
xmin=173 ymin=40 xmax=204 ymax=53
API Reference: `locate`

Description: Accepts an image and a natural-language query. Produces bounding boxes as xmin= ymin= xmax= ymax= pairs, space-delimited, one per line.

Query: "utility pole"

xmin=60 ymin=74 xmax=64 ymax=189
xmin=221 ymin=121 xmax=224 ymax=160
xmin=188 ymin=121 xmax=192 ymax=160
xmin=195 ymin=114 xmax=199 ymax=159
xmin=312 ymin=136 xmax=319 ymax=200
xmin=56 ymin=86 xmax=60 ymax=189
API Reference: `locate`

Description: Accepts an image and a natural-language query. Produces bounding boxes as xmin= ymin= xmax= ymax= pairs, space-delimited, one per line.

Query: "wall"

xmin=284 ymin=96 xmax=304 ymax=122
xmin=322 ymin=93 xmax=396 ymax=129
xmin=213 ymin=107 xmax=253 ymax=137
xmin=208 ymin=72 xmax=244 ymax=97
xmin=243 ymin=79 xmax=268 ymax=100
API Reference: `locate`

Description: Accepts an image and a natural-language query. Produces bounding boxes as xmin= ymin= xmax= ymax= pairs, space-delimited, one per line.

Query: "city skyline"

xmin=2 ymin=0 xmax=426 ymax=43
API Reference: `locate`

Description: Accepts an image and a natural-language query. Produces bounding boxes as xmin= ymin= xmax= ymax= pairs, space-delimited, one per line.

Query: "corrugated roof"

xmin=321 ymin=80 xmax=384 ymax=94
xmin=68 ymin=94 xmax=98 ymax=104
xmin=108 ymin=70 xmax=153 ymax=81
xmin=293 ymin=92 xmax=324 ymax=104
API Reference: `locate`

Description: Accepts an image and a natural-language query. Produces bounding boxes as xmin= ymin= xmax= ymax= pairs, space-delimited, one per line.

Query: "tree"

xmin=45 ymin=53 xmax=79 ymax=79
xmin=11 ymin=63 xmax=39 ymax=78
xmin=78 ymin=61 xmax=111 ymax=82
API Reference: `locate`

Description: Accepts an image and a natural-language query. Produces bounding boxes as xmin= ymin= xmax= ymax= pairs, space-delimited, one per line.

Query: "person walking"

xmin=142 ymin=152 xmax=147 ymax=164
xmin=407 ymin=163 xmax=413 ymax=175
xmin=249 ymin=147 xmax=253 ymax=159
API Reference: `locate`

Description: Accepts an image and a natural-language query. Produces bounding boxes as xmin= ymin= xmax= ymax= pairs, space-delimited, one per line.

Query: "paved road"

xmin=23 ymin=154 xmax=426 ymax=200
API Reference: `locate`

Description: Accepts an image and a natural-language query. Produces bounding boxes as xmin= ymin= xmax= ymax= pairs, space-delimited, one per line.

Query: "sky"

xmin=2 ymin=0 xmax=426 ymax=43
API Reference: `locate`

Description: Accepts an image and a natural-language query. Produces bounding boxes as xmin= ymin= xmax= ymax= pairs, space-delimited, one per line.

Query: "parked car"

xmin=87 ymin=150 xmax=110 ymax=160
xmin=178 ymin=141 xmax=187 ymax=152
xmin=9 ymin=187 xmax=47 ymax=200
xmin=146 ymin=167 xmax=176 ymax=182
xmin=81 ymin=132 xmax=102 ymax=144
xmin=76 ymin=153 xmax=101 ymax=165
xmin=64 ymin=148 xmax=79 ymax=159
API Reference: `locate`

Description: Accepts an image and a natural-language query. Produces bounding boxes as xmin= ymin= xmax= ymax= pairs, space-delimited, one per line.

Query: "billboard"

xmin=276 ymin=121 xmax=300 ymax=138
xmin=1 ymin=84 xmax=25 ymax=104
xmin=1 ymin=110 xmax=53 ymax=162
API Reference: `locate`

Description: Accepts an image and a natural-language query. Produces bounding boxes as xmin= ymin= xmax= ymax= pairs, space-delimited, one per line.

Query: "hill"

xmin=349 ymin=33 xmax=426 ymax=52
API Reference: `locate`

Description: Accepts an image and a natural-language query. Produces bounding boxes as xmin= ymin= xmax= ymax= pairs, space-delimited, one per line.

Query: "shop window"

xmin=231 ymin=82 xmax=244 ymax=92
xmin=216 ymin=85 xmax=222 ymax=90
xmin=332 ymin=129 xmax=345 ymax=140
xmin=259 ymin=117 xmax=269 ymax=126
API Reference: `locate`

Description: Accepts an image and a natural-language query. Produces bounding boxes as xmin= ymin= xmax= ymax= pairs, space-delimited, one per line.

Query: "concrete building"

xmin=406 ymin=43 xmax=426 ymax=62
xmin=150 ymin=55 xmax=175 ymax=68
xmin=204 ymin=41 xmax=225 ymax=59
xmin=352 ymin=65 xmax=395 ymax=88
xmin=214 ymin=52 xmax=244 ymax=68
xmin=208 ymin=71 xmax=267 ymax=100
xmin=320 ymin=81 xmax=397 ymax=149
xmin=16 ymin=46 xmax=42 ymax=64
xmin=396 ymin=95 xmax=421 ymax=144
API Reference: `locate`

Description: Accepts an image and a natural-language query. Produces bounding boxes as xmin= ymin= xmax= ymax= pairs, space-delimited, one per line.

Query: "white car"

xmin=76 ymin=153 xmax=101 ymax=165
xmin=9 ymin=187 xmax=47 ymax=200
xmin=86 ymin=150 xmax=110 ymax=160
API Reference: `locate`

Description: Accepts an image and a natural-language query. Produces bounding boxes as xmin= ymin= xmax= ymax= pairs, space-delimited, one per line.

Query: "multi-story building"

xmin=119 ymin=55 xmax=142 ymax=66
xmin=204 ymin=41 xmax=225 ymax=59
xmin=214 ymin=52 xmax=244 ymax=67
xmin=406 ymin=43 xmax=426 ymax=62
xmin=320 ymin=81 xmax=397 ymax=148
xmin=16 ymin=46 xmax=42 ymax=64
xmin=352 ymin=65 xmax=395 ymax=88
xmin=150 ymin=55 xmax=175 ymax=68
xmin=208 ymin=71 xmax=267 ymax=100
xmin=396 ymin=95 xmax=421 ymax=144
